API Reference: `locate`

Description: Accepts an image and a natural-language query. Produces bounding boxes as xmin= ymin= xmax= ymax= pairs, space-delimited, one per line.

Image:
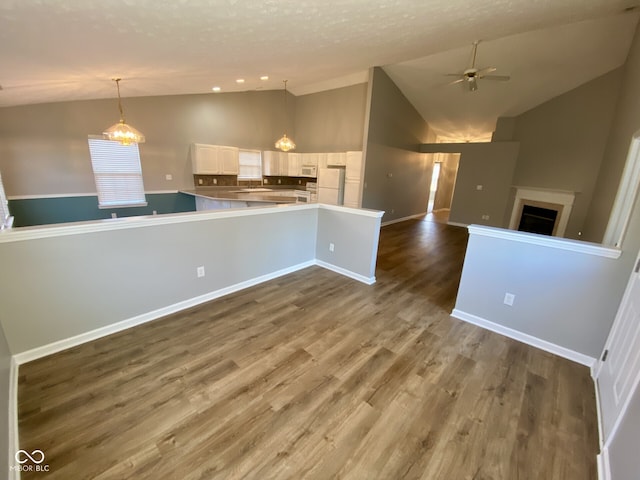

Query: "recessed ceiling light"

xmin=212 ymin=86 xmax=221 ymax=92
xmin=260 ymin=75 xmax=269 ymax=81
xmin=236 ymin=78 xmax=245 ymax=84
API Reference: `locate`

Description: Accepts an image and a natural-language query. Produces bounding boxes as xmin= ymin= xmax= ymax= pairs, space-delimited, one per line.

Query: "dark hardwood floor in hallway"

xmin=18 ymin=217 xmax=599 ymax=479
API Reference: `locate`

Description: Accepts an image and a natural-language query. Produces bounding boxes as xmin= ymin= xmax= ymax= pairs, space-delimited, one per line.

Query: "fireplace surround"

xmin=509 ymin=187 xmax=575 ymax=237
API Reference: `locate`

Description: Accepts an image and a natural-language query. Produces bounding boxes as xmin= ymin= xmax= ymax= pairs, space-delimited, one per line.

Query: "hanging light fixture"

xmin=103 ymin=78 xmax=145 ymax=145
xmin=275 ymin=80 xmax=296 ymax=152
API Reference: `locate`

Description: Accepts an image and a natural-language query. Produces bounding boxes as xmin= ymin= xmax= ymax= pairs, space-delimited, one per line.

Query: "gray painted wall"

xmin=0 ymin=85 xmax=367 ymax=198
xmin=0 ymin=205 xmax=383 ymax=355
xmin=0 ymin=208 xmax=316 ymax=354
xmin=608 ymin=381 xmax=640 ymax=480
xmin=421 ymin=142 xmax=519 ymax=227
xmin=362 ymin=67 xmax=432 ymax=222
xmin=502 ymin=69 xmax=622 ymax=240
xmin=0 ymin=324 xmax=10 ymax=479
xmin=585 ymin=23 xmax=640 ymax=244
xmin=316 ymin=208 xmax=382 ymax=279
xmin=294 ymin=84 xmax=368 ymax=152
xmin=454 ymin=231 xmax=622 ymax=357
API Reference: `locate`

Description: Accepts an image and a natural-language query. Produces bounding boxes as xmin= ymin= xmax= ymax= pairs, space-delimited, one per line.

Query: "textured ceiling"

xmin=0 ymin=0 xmax=638 ymax=139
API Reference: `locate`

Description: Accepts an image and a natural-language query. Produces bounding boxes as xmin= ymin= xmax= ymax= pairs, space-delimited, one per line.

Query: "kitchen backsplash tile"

xmin=193 ymin=175 xmax=238 ymax=187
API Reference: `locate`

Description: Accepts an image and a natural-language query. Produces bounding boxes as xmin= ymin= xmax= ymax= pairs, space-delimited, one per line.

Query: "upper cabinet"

xmin=191 ymin=144 xmax=239 ymax=175
xmin=327 ymin=152 xmax=347 ymax=166
xmin=345 ymin=151 xmax=363 ymax=180
xmin=288 ymin=153 xmax=301 ymax=177
xmin=219 ymin=146 xmax=240 ymax=174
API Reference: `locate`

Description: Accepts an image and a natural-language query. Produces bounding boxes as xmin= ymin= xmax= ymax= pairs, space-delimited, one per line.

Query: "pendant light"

xmin=275 ymin=80 xmax=296 ymax=152
xmin=103 ymin=78 xmax=145 ymax=145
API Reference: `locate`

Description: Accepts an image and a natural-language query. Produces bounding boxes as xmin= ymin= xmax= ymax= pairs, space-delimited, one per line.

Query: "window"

xmin=0 ymin=170 xmax=11 ymax=229
xmin=238 ymin=149 xmax=262 ymax=180
xmin=88 ymin=137 xmax=147 ymax=208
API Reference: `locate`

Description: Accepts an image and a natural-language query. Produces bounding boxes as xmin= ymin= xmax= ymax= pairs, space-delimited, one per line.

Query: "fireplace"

xmin=518 ymin=204 xmax=559 ymax=235
xmin=509 ymin=187 xmax=575 ymax=237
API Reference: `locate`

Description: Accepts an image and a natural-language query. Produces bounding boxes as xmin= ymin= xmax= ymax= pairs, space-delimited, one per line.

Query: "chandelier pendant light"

xmin=275 ymin=80 xmax=296 ymax=152
xmin=103 ymin=78 xmax=145 ymax=145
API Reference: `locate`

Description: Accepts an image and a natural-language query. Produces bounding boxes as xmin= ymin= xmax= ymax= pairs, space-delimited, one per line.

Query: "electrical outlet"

xmin=329 ymin=243 xmax=335 ymax=252
xmin=165 ymin=174 xmax=173 ymax=181
xmin=111 ymin=213 xmax=117 ymax=218
xmin=213 ymin=178 xmax=218 ymax=185
xmin=477 ymin=185 xmax=483 ymax=190
xmin=198 ymin=178 xmax=203 ymax=185
xmin=264 ymin=178 xmax=269 ymax=184
xmin=503 ymin=293 xmax=515 ymax=306
xmin=197 ymin=266 xmax=205 ymax=278
xmin=482 ymin=214 xmax=490 ymax=220
xmin=278 ymin=179 xmax=282 ymax=184
xmin=152 ymin=210 xmax=157 ymax=215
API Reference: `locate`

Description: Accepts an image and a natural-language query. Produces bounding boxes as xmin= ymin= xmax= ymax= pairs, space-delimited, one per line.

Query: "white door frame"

xmin=603 ymin=133 xmax=640 ymax=247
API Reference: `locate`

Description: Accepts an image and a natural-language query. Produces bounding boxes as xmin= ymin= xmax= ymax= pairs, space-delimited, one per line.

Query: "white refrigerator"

xmin=318 ymin=167 xmax=345 ymax=205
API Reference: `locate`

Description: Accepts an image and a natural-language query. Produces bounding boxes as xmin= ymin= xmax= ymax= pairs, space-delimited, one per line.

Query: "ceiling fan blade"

xmin=481 ymin=74 xmax=510 ymax=81
xmin=445 ymin=73 xmax=464 ymax=77
xmin=448 ymin=78 xmax=465 ymax=85
xmin=476 ymin=67 xmax=496 ymax=76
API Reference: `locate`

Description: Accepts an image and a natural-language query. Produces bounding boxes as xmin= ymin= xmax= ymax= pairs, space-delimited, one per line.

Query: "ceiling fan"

xmin=446 ymin=40 xmax=510 ymax=91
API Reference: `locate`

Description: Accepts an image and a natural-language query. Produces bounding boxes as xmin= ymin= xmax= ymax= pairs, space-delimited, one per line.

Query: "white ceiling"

xmin=0 ymin=0 xmax=638 ymax=140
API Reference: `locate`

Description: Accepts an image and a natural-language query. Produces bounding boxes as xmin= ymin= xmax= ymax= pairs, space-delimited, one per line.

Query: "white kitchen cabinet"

xmin=278 ymin=151 xmax=289 ymax=176
xmin=343 ymin=179 xmax=361 ymax=208
xmin=219 ymin=146 xmax=240 ymax=174
xmin=288 ymin=153 xmax=301 ymax=176
xmin=327 ymin=152 xmax=347 ymax=166
xmin=301 ymin=153 xmax=319 ymax=168
xmin=191 ymin=144 xmax=239 ymax=175
xmin=191 ymin=143 xmax=220 ymax=174
xmin=262 ymin=151 xmax=281 ymax=176
xmin=317 ymin=153 xmax=328 ymax=169
xmin=345 ymin=151 xmax=363 ymax=180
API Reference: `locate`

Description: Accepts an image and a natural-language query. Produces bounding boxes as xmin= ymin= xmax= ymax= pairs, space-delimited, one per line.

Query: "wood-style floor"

xmin=18 ymin=217 xmax=599 ymax=479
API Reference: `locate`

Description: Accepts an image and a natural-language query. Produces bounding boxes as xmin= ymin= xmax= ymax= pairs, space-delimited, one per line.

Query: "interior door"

xmin=596 ymin=251 xmax=640 ymax=442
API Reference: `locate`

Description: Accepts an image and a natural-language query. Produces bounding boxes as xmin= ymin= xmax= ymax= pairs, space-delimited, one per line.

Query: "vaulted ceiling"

xmin=0 ymin=0 xmax=638 ymax=140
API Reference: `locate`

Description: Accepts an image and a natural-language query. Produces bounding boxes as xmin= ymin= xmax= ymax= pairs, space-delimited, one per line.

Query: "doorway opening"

xmin=427 ymin=162 xmax=441 ymax=213
xmin=426 ymin=153 xmax=461 ymax=224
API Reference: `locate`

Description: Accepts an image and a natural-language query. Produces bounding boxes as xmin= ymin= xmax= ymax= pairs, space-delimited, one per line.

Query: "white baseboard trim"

xmin=594 ymin=376 xmax=605 ymax=449
xmin=8 ymin=356 xmax=19 ymax=480
xmin=381 ymin=213 xmax=426 ymax=227
xmin=597 ymin=447 xmax=610 ymax=480
xmin=451 ymin=309 xmax=597 ymax=368
xmin=13 ymin=260 xmax=316 ymax=365
xmin=315 ymin=260 xmax=376 ymax=285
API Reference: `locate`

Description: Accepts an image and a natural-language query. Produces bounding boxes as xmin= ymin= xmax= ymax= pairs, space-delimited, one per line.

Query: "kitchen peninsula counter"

xmin=180 ymin=188 xmax=300 ymax=211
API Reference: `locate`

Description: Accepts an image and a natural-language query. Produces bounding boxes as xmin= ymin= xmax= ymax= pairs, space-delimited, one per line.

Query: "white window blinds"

xmin=0 ymin=171 xmax=10 ymax=228
xmin=238 ymin=149 xmax=262 ymax=180
xmin=88 ymin=138 xmax=147 ymax=208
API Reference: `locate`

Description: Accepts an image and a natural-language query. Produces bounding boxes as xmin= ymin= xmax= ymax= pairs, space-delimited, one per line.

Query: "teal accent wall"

xmin=9 ymin=192 xmax=196 ymax=227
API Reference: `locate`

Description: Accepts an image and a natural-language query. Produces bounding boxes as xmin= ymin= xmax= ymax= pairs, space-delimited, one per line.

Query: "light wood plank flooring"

xmin=18 ymin=218 xmax=599 ymax=479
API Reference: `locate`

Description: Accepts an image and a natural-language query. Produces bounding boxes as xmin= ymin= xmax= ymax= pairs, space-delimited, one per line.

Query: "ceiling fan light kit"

xmin=446 ymin=40 xmax=511 ymax=92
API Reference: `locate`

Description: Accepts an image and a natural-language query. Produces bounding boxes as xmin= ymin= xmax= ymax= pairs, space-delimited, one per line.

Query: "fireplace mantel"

xmin=509 ymin=186 xmax=575 ymax=237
